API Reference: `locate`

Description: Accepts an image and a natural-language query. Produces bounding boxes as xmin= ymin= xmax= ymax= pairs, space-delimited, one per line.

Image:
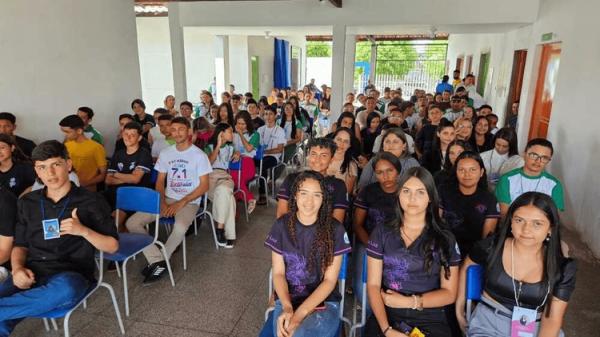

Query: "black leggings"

xmin=364 ymin=306 xmax=451 ymax=337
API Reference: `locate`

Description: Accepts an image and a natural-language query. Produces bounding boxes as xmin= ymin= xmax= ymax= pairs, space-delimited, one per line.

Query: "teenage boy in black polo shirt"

xmin=0 ymin=141 xmax=118 ymax=336
xmin=276 ymin=137 xmax=348 ymax=223
xmin=0 ymin=112 xmax=36 ymax=158
xmin=0 ymin=186 xmax=16 ymax=281
xmin=105 ymin=122 xmax=153 ymax=229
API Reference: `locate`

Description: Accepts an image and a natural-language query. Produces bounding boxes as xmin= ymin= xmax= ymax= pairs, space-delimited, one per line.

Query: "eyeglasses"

xmin=527 ymin=152 xmax=551 ymax=163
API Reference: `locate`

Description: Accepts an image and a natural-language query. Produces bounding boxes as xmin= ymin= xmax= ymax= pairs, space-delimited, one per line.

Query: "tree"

xmin=306 ymin=41 xmax=332 ymax=57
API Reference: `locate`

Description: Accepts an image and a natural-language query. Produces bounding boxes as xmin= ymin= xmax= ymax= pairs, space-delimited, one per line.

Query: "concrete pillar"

xmin=369 ymin=42 xmax=377 ymax=83
xmin=343 ymin=35 xmax=357 ymax=96
xmin=330 ymin=24 xmax=347 ymax=120
xmin=228 ymin=35 xmax=250 ymax=93
xmin=168 ymin=3 xmax=187 ymax=101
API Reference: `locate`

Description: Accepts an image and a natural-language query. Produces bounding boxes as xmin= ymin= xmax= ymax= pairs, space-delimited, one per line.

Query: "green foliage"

xmin=306 ymin=41 xmax=332 ymax=57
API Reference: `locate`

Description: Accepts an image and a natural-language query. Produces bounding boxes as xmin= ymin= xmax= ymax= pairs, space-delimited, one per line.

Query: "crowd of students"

xmin=0 ymin=74 xmax=575 ymax=337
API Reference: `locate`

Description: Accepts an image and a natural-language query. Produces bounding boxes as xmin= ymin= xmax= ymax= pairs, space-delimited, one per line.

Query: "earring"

xmin=545 ymin=234 xmax=551 ymax=242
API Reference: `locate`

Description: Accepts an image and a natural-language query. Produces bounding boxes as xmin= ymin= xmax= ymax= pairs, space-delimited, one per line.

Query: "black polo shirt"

xmin=15 ymin=135 xmax=36 ymax=158
xmin=14 ymin=184 xmax=118 ymax=281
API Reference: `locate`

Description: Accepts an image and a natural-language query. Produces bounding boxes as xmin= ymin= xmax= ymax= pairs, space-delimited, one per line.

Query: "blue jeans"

xmin=0 ymin=271 xmax=91 ymax=337
xmin=272 ymin=300 xmax=340 ymax=337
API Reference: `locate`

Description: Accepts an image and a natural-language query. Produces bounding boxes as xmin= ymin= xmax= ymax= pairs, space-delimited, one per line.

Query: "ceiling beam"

xmin=328 ymin=0 xmax=342 ymax=8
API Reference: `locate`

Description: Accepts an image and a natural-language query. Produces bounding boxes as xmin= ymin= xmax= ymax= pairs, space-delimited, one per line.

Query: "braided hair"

xmin=285 ymin=171 xmax=335 ymax=275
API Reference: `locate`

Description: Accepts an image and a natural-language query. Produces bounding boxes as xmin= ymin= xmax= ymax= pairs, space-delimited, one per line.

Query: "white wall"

xmin=248 ymin=37 xmax=275 ymax=97
xmin=175 ymin=0 xmax=539 ymax=27
xmin=137 ymin=17 xmax=175 ymax=113
xmin=228 ymin=36 xmax=250 ymax=94
xmin=0 ymin=0 xmax=141 ymax=156
xmin=447 ymin=0 xmax=600 ymax=256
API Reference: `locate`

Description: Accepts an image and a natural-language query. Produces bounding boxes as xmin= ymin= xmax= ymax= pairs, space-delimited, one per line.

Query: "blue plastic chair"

xmin=104 ymin=187 xmax=175 ymax=316
xmin=350 ymin=252 xmax=370 ymax=337
xmin=466 ymin=264 xmax=484 ymax=323
xmin=229 ymin=159 xmax=249 ymax=222
xmin=33 ymin=250 xmax=125 ymax=337
xmin=261 ymin=254 xmax=351 ymax=337
xmin=160 ymin=194 xmax=218 ymax=271
xmin=249 ymin=145 xmax=269 ymax=206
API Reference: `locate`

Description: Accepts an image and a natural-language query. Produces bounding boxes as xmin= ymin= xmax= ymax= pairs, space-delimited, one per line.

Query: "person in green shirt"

xmin=77 ymin=106 xmax=103 ymax=145
xmin=496 ymin=138 xmax=564 ymax=217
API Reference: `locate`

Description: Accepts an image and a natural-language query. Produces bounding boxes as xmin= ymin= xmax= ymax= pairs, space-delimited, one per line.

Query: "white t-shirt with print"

xmin=155 ymin=145 xmax=212 ymax=204
xmin=257 ymin=124 xmax=287 ymax=161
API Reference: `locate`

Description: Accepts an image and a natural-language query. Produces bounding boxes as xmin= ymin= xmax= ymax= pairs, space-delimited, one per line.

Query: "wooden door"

xmin=528 ymin=43 xmax=561 ymax=139
xmin=466 ymin=55 xmax=473 ymax=75
xmin=456 ymin=57 xmax=464 ymax=75
xmin=505 ymin=50 xmax=527 ymax=126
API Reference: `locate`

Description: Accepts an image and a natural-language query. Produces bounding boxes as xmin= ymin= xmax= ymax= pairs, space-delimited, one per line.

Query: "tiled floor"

xmin=11 ymin=200 xmax=600 ymax=337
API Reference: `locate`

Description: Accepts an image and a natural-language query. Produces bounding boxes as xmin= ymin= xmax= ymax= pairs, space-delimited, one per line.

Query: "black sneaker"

xmin=216 ymin=228 xmax=227 ymax=247
xmin=224 ymin=240 xmax=235 ymax=249
xmin=140 ymin=264 xmax=151 ymax=277
xmin=257 ymin=194 xmax=267 ymax=206
xmin=143 ymin=261 xmax=167 ymax=285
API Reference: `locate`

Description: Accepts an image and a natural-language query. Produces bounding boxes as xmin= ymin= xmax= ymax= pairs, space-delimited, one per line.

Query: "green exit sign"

xmin=542 ymin=32 xmax=554 ymax=42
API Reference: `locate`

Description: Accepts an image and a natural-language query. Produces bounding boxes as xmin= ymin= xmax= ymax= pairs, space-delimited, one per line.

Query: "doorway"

xmin=477 ymin=52 xmax=490 ymax=96
xmin=465 ymin=55 xmax=473 ymax=75
xmin=505 ymin=50 xmax=528 ymax=127
xmin=455 ymin=57 xmax=464 ymax=75
xmin=528 ymin=43 xmax=561 ymax=140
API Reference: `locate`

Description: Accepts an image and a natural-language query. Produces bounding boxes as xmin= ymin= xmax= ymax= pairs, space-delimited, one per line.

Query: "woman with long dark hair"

xmin=357 ymin=128 xmax=420 ymax=190
xmin=264 ymin=171 xmax=351 ymax=336
xmin=327 ymin=127 xmax=360 ymax=194
xmin=288 ymin=96 xmax=311 ymax=133
xmin=205 ymin=123 xmax=238 ymax=248
xmin=434 ymin=139 xmax=472 ymax=190
xmin=280 ymin=102 xmax=303 ymax=162
xmin=480 ymin=127 xmax=524 ymax=191
xmin=456 ymin=192 xmax=576 ymax=336
xmin=439 ymin=151 xmax=499 ymax=258
xmin=421 ymin=119 xmax=456 ymax=174
xmin=232 ymin=111 xmax=260 ymax=213
xmin=469 ymin=115 xmax=494 ymax=153
xmin=329 ymin=111 xmax=362 ymax=142
xmin=361 ymin=111 xmax=382 ymax=157
xmin=216 ymin=102 xmax=235 ymax=126
xmin=0 ymin=134 xmax=35 ymax=197
xmin=364 ymin=167 xmax=461 ymax=337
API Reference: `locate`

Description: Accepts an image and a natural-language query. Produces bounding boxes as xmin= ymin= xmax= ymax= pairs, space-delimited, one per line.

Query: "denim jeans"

xmin=272 ymin=300 xmax=340 ymax=337
xmin=0 ymin=271 xmax=91 ymax=337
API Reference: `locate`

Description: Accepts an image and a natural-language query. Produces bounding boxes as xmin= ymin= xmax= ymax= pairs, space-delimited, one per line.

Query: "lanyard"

xmin=40 ymin=196 xmax=71 ymax=221
xmin=511 ymin=239 xmax=550 ymax=310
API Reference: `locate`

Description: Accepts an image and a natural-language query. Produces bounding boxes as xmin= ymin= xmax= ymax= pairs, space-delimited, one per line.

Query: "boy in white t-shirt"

xmin=255 ymin=106 xmax=287 ymax=205
xmin=126 ymin=117 xmax=212 ymax=284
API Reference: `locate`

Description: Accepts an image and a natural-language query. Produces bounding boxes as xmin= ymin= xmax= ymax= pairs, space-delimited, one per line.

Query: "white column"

xmin=168 ymin=3 xmax=187 ymax=101
xmin=343 ymin=34 xmax=357 ymax=96
xmin=369 ymin=42 xmax=377 ymax=83
xmin=330 ymin=24 xmax=347 ymax=121
xmin=228 ymin=35 xmax=250 ymax=93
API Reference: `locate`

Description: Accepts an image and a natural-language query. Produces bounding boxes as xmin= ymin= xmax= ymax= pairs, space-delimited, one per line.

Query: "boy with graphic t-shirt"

xmin=59 ymin=115 xmax=107 ymax=192
xmin=496 ymin=138 xmax=564 ymax=217
xmin=105 ymin=122 xmax=153 ymax=229
xmin=126 ymin=117 xmax=212 ymax=284
xmin=276 ymin=137 xmax=348 ymax=224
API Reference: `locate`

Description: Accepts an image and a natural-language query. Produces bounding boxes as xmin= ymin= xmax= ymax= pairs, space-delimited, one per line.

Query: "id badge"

xmin=489 ymin=172 xmax=500 ymax=184
xmin=42 ymin=219 xmax=61 ymax=240
xmin=511 ymin=306 xmax=538 ymax=337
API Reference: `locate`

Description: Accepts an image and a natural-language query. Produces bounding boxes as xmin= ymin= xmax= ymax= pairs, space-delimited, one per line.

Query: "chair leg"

xmin=51 ymin=318 xmax=58 ymax=331
xmin=62 ymin=315 xmax=70 ymax=337
xmin=115 ymin=261 xmax=122 ymax=278
xmin=182 ymin=236 xmax=187 ymax=271
xmin=100 ymin=282 xmax=126 ymax=335
xmin=122 ymin=258 xmax=131 ymax=316
xmin=194 ymin=218 xmax=198 ymax=236
xmin=156 ymin=242 xmax=176 ymax=287
xmin=42 ymin=318 xmax=50 ymax=331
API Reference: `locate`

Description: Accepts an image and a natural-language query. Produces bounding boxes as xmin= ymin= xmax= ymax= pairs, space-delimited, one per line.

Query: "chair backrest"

xmin=116 ymin=187 xmax=161 ymax=214
xmin=254 ymin=144 xmax=266 ymax=160
xmin=466 ymin=264 xmax=484 ymax=301
xmin=228 ymin=159 xmax=242 ymax=171
xmin=150 ymin=169 xmax=158 ymax=184
xmin=339 ymin=254 xmax=348 ymax=281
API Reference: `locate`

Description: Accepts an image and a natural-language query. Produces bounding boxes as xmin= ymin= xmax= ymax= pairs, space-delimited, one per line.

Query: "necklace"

xmin=510 ymin=239 xmax=551 ymax=310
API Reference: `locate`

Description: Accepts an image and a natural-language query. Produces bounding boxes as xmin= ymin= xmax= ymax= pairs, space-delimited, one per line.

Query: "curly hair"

xmin=285 ymin=171 xmax=335 ymax=275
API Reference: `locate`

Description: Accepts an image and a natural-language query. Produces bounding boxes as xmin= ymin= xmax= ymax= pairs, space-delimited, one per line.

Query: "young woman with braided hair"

xmin=265 ymin=171 xmax=351 ymax=337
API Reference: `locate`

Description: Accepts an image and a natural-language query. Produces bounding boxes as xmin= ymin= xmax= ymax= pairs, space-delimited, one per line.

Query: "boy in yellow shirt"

xmin=59 ymin=115 xmax=106 ymax=191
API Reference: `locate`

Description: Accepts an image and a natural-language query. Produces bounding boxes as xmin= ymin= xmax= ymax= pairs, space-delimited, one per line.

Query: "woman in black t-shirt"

xmin=421 ymin=119 xmax=456 ymax=174
xmin=361 ymin=112 xmax=383 ymax=157
xmin=469 ymin=116 xmax=493 ymax=153
xmin=439 ymin=151 xmax=499 ymax=258
xmin=264 ymin=171 xmax=351 ymax=337
xmin=0 ymin=134 xmax=35 ymax=197
xmin=433 ymin=139 xmax=472 ymax=190
xmin=365 ymin=167 xmax=461 ymax=337
xmin=456 ymin=192 xmax=576 ymax=336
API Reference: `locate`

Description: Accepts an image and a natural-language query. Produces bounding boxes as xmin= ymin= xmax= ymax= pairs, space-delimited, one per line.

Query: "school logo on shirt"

xmin=455 ymin=242 xmax=461 ymax=255
xmin=475 ymin=203 xmax=487 ymax=214
xmin=129 ymin=161 xmax=136 ymax=171
xmin=9 ymin=178 xmax=16 ymax=188
xmin=117 ymin=162 xmax=124 ymax=171
xmin=343 ymin=232 xmax=350 ymax=244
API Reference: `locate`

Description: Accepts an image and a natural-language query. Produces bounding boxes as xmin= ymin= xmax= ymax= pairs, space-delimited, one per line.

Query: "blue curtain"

xmin=274 ymin=38 xmax=291 ymax=89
